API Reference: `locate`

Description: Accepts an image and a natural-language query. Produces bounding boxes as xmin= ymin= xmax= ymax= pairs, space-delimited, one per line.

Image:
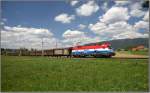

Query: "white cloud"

xmin=1 ymin=22 xmax=4 ymax=25
xmin=112 ymin=31 xmax=148 ymax=39
xmin=78 ymin=24 xmax=86 ymax=30
xmin=2 ymin=18 xmax=7 ymax=22
xmin=115 ymin=1 xmax=129 ymax=6
xmin=130 ymin=9 xmax=145 ymax=17
xmin=89 ymin=22 xmax=107 ymax=34
xmin=130 ymin=2 xmax=141 ymax=10
xmin=62 ymin=29 xmax=85 ymax=46
xmin=1 ymin=26 xmax=59 ymax=49
xmin=143 ymin=11 xmax=149 ymax=22
xmin=89 ymin=21 xmax=148 ymax=40
xmin=63 ymin=29 xmax=85 ymax=38
xmin=1 ymin=18 xmax=7 ymax=25
xmin=62 ymin=29 xmax=103 ymax=46
xmin=129 ymin=2 xmax=145 ymax=17
xmin=100 ymin=7 xmax=130 ymax=24
xmin=54 ymin=13 xmax=75 ymax=23
xmin=89 ymin=21 xmax=131 ymax=36
xmin=76 ymin=1 xmax=99 ymax=16
xmin=101 ymin=2 xmax=109 ymax=11
xmin=134 ymin=21 xmax=149 ymax=32
xmin=70 ymin=1 xmax=79 ymax=6
xmin=4 ymin=26 xmax=53 ymax=38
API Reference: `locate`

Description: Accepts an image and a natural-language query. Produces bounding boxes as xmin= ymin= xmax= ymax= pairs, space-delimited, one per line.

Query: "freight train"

xmin=2 ymin=42 xmax=115 ymax=58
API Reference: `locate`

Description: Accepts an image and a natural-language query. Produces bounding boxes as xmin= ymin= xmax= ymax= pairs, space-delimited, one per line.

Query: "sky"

xmin=1 ymin=0 xmax=149 ymax=49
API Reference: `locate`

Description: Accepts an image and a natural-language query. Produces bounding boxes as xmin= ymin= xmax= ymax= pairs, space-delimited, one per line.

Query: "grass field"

xmin=117 ymin=50 xmax=148 ymax=56
xmin=129 ymin=50 xmax=148 ymax=55
xmin=1 ymin=56 xmax=149 ymax=92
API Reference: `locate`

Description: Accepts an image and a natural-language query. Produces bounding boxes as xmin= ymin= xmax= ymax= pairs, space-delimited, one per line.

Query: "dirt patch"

xmin=113 ymin=52 xmax=149 ymax=59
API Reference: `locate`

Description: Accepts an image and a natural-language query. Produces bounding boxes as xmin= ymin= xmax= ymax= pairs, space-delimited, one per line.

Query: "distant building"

xmin=131 ymin=45 xmax=145 ymax=51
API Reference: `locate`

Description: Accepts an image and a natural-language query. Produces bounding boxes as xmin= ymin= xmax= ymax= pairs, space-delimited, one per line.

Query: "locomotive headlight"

xmin=110 ymin=49 xmax=114 ymax=52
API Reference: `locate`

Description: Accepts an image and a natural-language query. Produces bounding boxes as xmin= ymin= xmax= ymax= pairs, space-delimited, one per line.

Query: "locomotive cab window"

xmin=109 ymin=46 xmax=112 ymax=49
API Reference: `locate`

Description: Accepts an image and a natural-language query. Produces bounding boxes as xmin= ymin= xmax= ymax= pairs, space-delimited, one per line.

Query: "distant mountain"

xmin=84 ymin=38 xmax=149 ymax=50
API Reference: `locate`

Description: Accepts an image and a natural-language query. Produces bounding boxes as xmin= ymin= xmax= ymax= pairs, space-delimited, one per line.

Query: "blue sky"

xmin=1 ymin=0 xmax=149 ymax=49
xmin=2 ymin=1 xmax=103 ymax=38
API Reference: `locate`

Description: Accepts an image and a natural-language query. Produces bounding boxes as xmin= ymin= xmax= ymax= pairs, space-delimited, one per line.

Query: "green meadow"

xmin=117 ymin=50 xmax=148 ymax=55
xmin=1 ymin=56 xmax=149 ymax=91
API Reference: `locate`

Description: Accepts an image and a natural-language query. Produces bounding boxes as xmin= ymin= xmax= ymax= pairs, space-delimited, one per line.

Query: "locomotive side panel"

xmin=72 ymin=43 xmax=115 ymax=58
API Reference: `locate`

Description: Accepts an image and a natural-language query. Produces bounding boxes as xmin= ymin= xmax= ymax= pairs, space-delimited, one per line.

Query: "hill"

xmin=85 ymin=38 xmax=149 ymax=50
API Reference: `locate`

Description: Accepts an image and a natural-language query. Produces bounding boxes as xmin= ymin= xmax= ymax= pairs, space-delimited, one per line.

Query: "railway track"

xmin=112 ymin=56 xmax=148 ymax=59
xmin=50 ymin=56 xmax=149 ymax=59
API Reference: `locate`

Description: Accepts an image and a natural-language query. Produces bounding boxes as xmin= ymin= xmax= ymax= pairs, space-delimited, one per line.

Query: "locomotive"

xmin=72 ymin=42 xmax=115 ymax=58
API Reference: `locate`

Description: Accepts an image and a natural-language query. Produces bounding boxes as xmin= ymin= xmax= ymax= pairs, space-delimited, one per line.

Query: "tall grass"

xmin=1 ymin=56 xmax=148 ymax=91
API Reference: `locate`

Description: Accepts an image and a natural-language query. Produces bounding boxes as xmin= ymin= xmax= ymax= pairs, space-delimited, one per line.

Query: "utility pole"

xmin=76 ymin=41 xmax=81 ymax=46
xmin=19 ymin=48 xmax=22 ymax=56
xmin=19 ymin=37 xmax=22 ymax=56
xmin=42 ymin=38 xmax=44 ymax=56
xmin=56 ymin=40 xmax=57 ymax=49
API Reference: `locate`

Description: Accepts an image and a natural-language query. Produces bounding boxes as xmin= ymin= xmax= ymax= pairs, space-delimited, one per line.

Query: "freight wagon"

xmin=36 ymin=51 xmax=42 ymax=56
xmin=53 ymin=48 xmax=72 ymax=57
xmin=29 ymin=48 xmax=72 ymax=57
xmin=29 ymin=51 xmax=36 ymax=56
xmin=44 ymin=49 xmax=54 ymax=56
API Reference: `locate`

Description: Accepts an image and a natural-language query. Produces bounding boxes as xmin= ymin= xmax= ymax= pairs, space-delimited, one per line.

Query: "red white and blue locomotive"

xmin=72 ymin=42 xmax=115 ymax=58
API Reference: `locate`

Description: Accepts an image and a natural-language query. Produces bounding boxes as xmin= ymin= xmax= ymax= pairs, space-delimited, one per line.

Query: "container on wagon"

xmin=54 ymin=49 xmax=63 ymax=55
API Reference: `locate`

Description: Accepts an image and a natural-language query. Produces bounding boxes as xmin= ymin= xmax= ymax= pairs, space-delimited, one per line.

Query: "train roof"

xmin=72 ymin=42 xmax=111 ymax=50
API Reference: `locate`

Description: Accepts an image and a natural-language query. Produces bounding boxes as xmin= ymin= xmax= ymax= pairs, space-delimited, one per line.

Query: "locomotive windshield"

xmin=108 ymin=46 xmax=112 ymax=49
